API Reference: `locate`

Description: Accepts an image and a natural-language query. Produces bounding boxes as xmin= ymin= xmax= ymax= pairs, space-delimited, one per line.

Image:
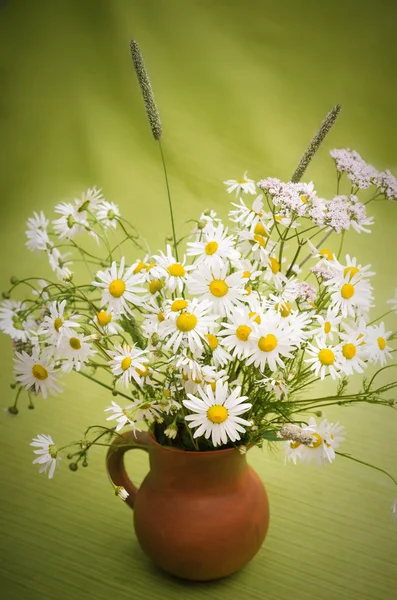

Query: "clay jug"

xmin=106 ymin=430 xmax=269 ymax=581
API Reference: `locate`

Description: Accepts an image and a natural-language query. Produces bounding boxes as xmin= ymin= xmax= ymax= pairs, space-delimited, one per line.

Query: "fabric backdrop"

xmin=0 ymin=1 xmax=396 ymax=599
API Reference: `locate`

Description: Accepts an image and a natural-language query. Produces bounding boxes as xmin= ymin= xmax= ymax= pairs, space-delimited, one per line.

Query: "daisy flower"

xmin=183 ymin=366 xmax=228 ymax=395
xmin=175 ymin=352 xmax=203 ymax=383
xmin=204 ymin=333 xmax=232 ymax=368
xmin=152 ymin=245 xmax=193 ymax=293
xmin=237 ymin=228 xmax=277 ymax=265
xmin=52 ymin=202 xmax=92 ymax=240
xmin=187 ymin=262 xmax=248 ymax=317
xmin=95 ymin=201 xmax=120 ymax=229
xmin=183 ymin=380 xmax=252 ymax=447
xmin=93 ymin=310 xmax=122 ymax=335
xmin=325 ymin=272 xmax=373 ymax=318
xmin=158 ymin=298 xmax=219 ymax=354
xmin=93 ymin=257 xmax=146 ymax=316
xmin=186 ymin=221 xmax=240 ymax=267
xmin=229 ymin=195 xmax=265 ymax=228
xmin=30 ymin=434 xmax=61 ymax=479
xmin=141 ymin=299 xmax=166 ymax=338
xmin=311 ymin=306 xmax=342 ymax=342
xmin=296 ymin=417 xmax=345 ymax=466
xmin=108 ymin=344 xmax=149 ymax=388
xmin=218 ymin=306 xmax=260 ymax=358
xmin=339 ymin=333 xmax=367 ymax=376
xmin=366 ymin=322 xmax=393 ymax=366
xmin=25 ymin=211 xmax=51 ymax=252
xmin=14 ymin=347 xmax=62 ymax=398
xmin=74 ymin=187 xmax=103 ymax=212
xmin=57 ymin=333 xmax=96 ymax=372
xmin=0 ymin=299 xmax=36 ymax=342
xmin=224 ymin=172 xmax=256 ymax=196
xmin=38 ymin=300 xmax=80 ymax=345
xmin=246 ymin=315 xmax=295 ymax=372
xmin=305 ymin=340 xmax=343 ymax=380
xmin=104 ymin=401 xmax=142 ymax=433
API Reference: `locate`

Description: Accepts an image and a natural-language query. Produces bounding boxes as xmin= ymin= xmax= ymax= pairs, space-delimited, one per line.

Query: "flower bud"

xmin=10 ymin=277 xmax=18 ymax=285
xmin=69 ymin=462 xmax=78 ymax=471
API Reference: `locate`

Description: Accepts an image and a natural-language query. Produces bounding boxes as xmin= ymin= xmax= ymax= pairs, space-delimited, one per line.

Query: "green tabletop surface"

xmin=1 ymin=1 xmax=397 ymax=599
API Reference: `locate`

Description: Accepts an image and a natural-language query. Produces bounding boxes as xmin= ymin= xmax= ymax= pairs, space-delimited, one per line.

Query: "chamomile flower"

xmin=245 ymin=315 xmax=295 ymax=372
xmin=141 ymin=299 xmax=166 ymax=338
xmin=152 ymin=245 xmax=192 ymax=293
xmin=339 ymin=334 xmax=366 ymax=375
xmin=74 ymin=187 xmax=104 ymax=211
xmin=53 ymin=202 xmax=92 ymax=240
xmin=25 ymin=211 xmax=51 ymax=252
xmin=204 ymin=333 xmax=232 ymax=367
xmin=57 ymin=334 xmax=96 ymax=372
xmin=93 ymin=310 xmax=122 ymax=335
xmin=218 ymin=306 xmax=260 ymax=358
xmin=187 ymin=262 xmax=248 ymax=317
xmin=38 ymin=300 xmax=80 ymax=345
xmin=183 ymin=380 xmax=252 ymax=447
xmin=237 ymin=228 xmax=277 ymax=265
xmin=260 ymin=376 xmax=289 ymax=399
xmin=175 ymin=352 xmax=203 ymax=383
xmin=311 ymin=306 xmax=342 ymax=342
xmin=158 ymin=298 xmax=219 ymax=354
xmin=95 ymin=201 xmax=120 ymax=228
xmin=305 ymin=340 xmax=342 ymax=380
xmin=30 ymin=434 xmax=61 ymax=479
xmin=224 ymin=172 xmax=256 ymax=196
xmin=46 ymin=247 xmax=73 ymax=281
xmin=104 ymin=401 xmax=142 ymax=433
xmin=0 ymin=300 xmax=36 ymax=342
xmin=366 ymin=322 xmax=393 ymax=366
xmin=14 ymin=347 xmax=62 ymax=398
xmin=229 ymin=195 xmax=265 ymax=228
xmin=326 ymin=272 xmax=373 ymax=318
xmin=94 ymin=257 xmax=146 ymax=316
xmin=183 ymin=366 xmax=228 ymax=395
xmin=108 ymin=344 xmax=149 ymax=388
xmin=187 ymin=221 xmax=240 ymax=267
xmin=297 ymin=417 xmax=345 ymax=466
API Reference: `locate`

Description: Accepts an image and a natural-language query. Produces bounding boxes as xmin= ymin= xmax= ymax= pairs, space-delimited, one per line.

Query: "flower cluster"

xmin=1 ymin=149 xmax=396 ymax=520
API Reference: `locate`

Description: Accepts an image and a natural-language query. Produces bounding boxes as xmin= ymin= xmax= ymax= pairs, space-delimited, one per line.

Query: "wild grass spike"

xmin=291 ymin=104 xmax=341 ymax=183
xmin=130 ymin=40 xmax=162 ymax=141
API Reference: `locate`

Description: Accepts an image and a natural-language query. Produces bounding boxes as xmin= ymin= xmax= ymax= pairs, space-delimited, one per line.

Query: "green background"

xmin=1 ymin=1 xmax=397 ymax=598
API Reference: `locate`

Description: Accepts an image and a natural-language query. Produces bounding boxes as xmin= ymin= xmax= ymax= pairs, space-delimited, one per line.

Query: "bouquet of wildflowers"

xmin=2 ymin=41 xmax=397 ymax=516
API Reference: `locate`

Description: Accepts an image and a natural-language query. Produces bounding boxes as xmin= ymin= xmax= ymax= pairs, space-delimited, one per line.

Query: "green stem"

xmin=158 ymin=141 xmax=179 ymax=261
xmin=336 ymin=452 xmax=397 ymax=487
xmin=77 ymin=370 xmax=133 ymax=402
xmin=368 ymin=310 xmax=393 ymax=326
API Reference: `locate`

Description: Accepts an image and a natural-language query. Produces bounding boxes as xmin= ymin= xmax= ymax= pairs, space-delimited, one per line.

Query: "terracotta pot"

xmin=106 ymin=430 xmax=270 ymax=581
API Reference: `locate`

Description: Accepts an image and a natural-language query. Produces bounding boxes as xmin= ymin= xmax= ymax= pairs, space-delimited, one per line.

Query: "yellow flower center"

xmin=253 ymin=234 xmax=266 ymax=248
xmin=149 ymin=279 xmax=163 ymax=295
xmin=242 ymin=270 xmax=251 ymax=279
xmin=344 ymin=266 xmax=360 ymax=281
xmin=341 ymin=283 xmax=355 ymax=299
xmin=248 ymin=311 xmax=261 ymax=324
xmin=207 ymin=405 xmax=228 ymax=424
xmin=109 ymin=279 xmax=125 ymax=298
xmin=205 ymin=333 xmax=219 ymax=350
xmin=270 ymin=257 xmax=280 ymax=274
xmin=136 ymin=365 xmax=149 ymax=376
xmin=320 ymin=248 xmax=333 ymax=260
xmin=163 ymin=389 xmax=170 ymax=399
xmin=324 ymin=321 xmax=331 ymax=334
xmin=48 ymin=444 xmax=58 ymax=459
xmin=121 ymin=356 xmax=132 ymax=371
xmin=237 ymin=178 xmax=247 ymax=184
xmin=205 ymin=241 xmax=218 ymax=255
xmin=97 ymin=311 xmax=112 ymax=327
xmin=275 ymin=302 xmax=291 ymax=318
xmin=258 ymin=334 xmax=278 ymax=352
xmin=168 ymin=263 xmax=185 ymax=277
xmin=290 ymin=440 xmax=301 ymax=450
xmin=209 ymin=279 xmax=228 ymax=297
xmin=245 ymin=284 xmax=252 ymax=295
xmin=275 ymin=215 xmax=283 ymax=222
xmin=236 ymin=325 xmax=252 ymax=341
xmin=300 ymin=195 xmax=308 ymax=204
xmin=378 ymin=337 xmax=386 ymax=350
xmin=309 ymin=433 xmax=323 ymax=449
xmin=133 ymin=261 xmax=146 ymax=274
xmin=69 ymin=337 xmax=81 ymax=350
xmin=176 ymin=312 xmax=197 ymax=332
xmin=254 ymin=223 xmax=267 ymax=237
xmin=157 ymin=311 xmax=165 ymax=322
xmin=342 ymin=343 xmax=356 ymax=359
xmin=146 ymin=262 xmax=156 ymax=271
xmin=171 ymin=299 xmax=188 ymax=312
xmin=32 ymin=364 xmax=48 ymax=381
xmin=54 ymin=317 xmax=63 ymax=332
xmin=318 ymin=348 xmax=335 ymax=365
xmin=209 ymin=381 xmax=217 ymax=392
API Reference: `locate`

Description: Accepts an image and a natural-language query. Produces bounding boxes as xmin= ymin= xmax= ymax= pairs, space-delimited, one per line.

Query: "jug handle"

xmin=106 ymin=430 xmax=154 ymax=510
